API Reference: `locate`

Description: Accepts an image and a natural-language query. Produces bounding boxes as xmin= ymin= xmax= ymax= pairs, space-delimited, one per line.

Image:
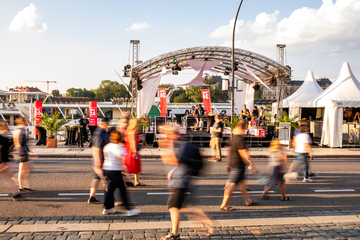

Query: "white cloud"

xmin=208 ymin=0 xmax=360 ymax=56
xmin=126 ymin=22 xmax=151 ymax=31
xmin=8 ymin=4 xmax=47 ymax=33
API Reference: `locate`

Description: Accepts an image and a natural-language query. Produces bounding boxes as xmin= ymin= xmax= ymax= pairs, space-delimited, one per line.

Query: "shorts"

xmin=93 ymin=166 xmax=105 ymax=180
xmin=267 ymin=166 xmax=285 ymax=187
xmin=167 ymin=188 xmax=187 ymax=209
xmin=228 ymin=168 xmax=245 ymax=185
xmin=13 ymin=147 xmax=29 ymax=163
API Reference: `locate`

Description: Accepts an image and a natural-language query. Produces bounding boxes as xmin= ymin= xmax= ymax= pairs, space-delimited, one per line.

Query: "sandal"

xmin=280 ymin=196 xmax=291 ymax=201
xmin=134 ymin=182 xmax=147 ymax=187
xmin=245 ymin=199 xmax=257 ymax=206
xmin=220 ymin=206 xmax=236 ymax=211
xmin=161 ymin=233 xmax=180 ymax=240
xmin=261 ymin=195 xmax=269 ymax=199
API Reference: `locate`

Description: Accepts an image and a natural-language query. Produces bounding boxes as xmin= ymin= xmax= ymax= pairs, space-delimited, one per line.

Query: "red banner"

xmin=34 ymin=101 xmax=42 ymax=135
xmin=159 ymin=88 xmax=167 ymax=117
xmin=257 ymin=129 xmax=266 ymax=138
xmin=89 ymin=102 xmax=97 ymax=126
xmin=201 ymin=89 xmax=211 ymax=115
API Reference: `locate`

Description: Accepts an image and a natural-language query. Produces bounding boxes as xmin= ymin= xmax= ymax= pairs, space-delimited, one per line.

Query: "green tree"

xmin=94 ymin=80 xmax=128 ymax=101
xmin=254 ymin=89 xmax=262 ymax=99
xmin=184 ymin=78 xmax=229 ymax=103
xmin=65 ymin=88 xmax=96 ymax=98
xmin=51 ymin=89 xmax=61 ymax=97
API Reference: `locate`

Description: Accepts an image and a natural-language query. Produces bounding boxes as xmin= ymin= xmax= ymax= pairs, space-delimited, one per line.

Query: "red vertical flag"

xmin=159 ymin=88 xmax=167 ymax=117
xmin=89 ymin=102 xmax=98 ymax=126
xmin=34 ymin=101 xmax=42 ymax=135
xmin=201 ymin=89 xmax=212 ymax=115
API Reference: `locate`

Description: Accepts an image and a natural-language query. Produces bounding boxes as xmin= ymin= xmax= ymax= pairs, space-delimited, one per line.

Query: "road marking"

xmin=58 ymin=193 xmax=104 ymax=196
xmin=314 ymin=189 xmax=355 ymax=193
xmin=147 ymin=192 xmax=191 ymax=195
xmin=234 ymin=191 xmax=275 ymax=194
xmin=0 ymin=194 xmax=9 ymax=197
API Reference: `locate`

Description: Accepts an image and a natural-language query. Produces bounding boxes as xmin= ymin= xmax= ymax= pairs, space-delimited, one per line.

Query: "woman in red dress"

xmin=124 ymin=118 xmax=146 ymax=186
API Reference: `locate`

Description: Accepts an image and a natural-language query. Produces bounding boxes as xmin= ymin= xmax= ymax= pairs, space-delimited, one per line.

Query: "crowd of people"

xmin=0 ymin=112 xmax=318 ymax=240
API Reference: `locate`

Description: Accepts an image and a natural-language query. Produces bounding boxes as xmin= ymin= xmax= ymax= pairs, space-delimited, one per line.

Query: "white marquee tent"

xmin=303 ymin=62 xmax=360 ymax=147
xmin=272 ymin=71 xmax=323 ymax=118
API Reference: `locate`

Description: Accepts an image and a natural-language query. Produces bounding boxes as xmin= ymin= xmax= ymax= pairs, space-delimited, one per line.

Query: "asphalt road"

xmin=0 ymin=157 xmax=359 ymax=218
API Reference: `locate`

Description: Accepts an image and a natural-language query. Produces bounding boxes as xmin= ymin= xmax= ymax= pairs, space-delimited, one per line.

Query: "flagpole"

xmin=231 ymin=0 xmax=244 ymax=123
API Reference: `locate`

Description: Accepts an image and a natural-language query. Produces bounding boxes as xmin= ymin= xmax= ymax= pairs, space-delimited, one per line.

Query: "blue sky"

xmin=1 ymin=0 xmax=359 ymax=93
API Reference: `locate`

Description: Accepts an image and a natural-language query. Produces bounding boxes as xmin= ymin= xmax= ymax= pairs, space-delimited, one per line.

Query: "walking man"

xmin=210 ymin=114 xmax=224 ymax=162
xmin=220 ymin=121 xmax=257 ymax=210
xmin=88 ymin=118 xmax=110 ymax=204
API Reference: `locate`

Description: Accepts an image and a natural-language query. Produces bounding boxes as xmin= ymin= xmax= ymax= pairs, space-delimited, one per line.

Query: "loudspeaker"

xmin=270 ymin=77 xmax=277 ymax=86
xmin=253 ymin=83 xmax=260 ymax=91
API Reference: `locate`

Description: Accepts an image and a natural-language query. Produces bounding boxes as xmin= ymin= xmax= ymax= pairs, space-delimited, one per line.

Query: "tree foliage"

xmin=51 ymin=89 xmax=60 ymax=97
xmin=184 ymin=78 xmax=229 ymax=103
xmin=94 ymin=80 xmax=128 ymax=101
xmin=36 ymin=112 xmax=68 ymax=139
xmin=65 ymin=88 xmax=96 ymax=98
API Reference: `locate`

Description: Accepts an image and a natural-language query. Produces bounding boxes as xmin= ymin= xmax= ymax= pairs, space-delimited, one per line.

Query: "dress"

xmin=124 ymin=132 xmax=141 ymax=174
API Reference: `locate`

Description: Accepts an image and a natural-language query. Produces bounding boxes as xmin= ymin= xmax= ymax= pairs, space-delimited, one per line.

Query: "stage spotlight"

xmin=225 ymin=67 xmax=231 ymax=71
xmin=192 ymin=55 xmax=195 ymax=59
xmin=253 ymin=83 xmax=260 ymax=91
xmin=172 ymin=70 xmax=178 ymax=75
xmin=182 ymin=60 xmax=187 ymax=63
xmin=219 ymin=61 xmax=223 ymax=65
xmin=173 ymin=63 xmax=181 ymax=71
xmin=126 ymin=64 xmax=131 ymax=69
xmin=265 ymin=66 xmax=269 ymax=70
xmin=270 ymin=77 xmax=277 ymax=86
xmin=157 ymin=64 xmax=161 ymax=68
xmin=137 ymin=79 xmax=143 ymax=91
xmin=210 ymin=54 xmax=214 ymax=58
xmin=224 ymin=71 xmax=229 ymax=75
xmin=173 ymin=59 xmax=178 ymax=63
xmin=234 ymin=62 xmax=239 ymax=71
xmin=249 ymin=60 xmax=253 ymax=64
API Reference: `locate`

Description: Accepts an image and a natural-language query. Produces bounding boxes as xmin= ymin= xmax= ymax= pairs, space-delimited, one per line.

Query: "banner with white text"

xmin=89 ymin=102 xmax=98 ymax=126
xmin=159 ymin=88 xmax=167 ymax=117
xmin=201 ymin=89 xmax=212 ymax=115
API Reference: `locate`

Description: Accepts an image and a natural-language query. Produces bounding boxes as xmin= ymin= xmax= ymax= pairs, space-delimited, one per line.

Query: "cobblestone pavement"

xmin=1 ymin=210 xmax=360 ymax=225
xmin=1 ymin=222 xmax=360 ymax=240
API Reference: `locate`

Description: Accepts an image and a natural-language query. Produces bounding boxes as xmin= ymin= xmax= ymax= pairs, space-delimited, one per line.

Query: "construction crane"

xmin=23 ymin=80 xmax=57 ymax=93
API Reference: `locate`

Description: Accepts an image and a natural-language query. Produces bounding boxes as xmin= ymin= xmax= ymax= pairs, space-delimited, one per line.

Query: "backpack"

xmin=179 ymin=142 xmax=204 ymax=176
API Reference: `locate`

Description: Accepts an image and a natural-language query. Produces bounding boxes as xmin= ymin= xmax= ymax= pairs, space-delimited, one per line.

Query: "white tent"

xmin=303 ymin=62 xmax=360 ymax=147
xmin=272 ymin=71 xmax=323 ymax=118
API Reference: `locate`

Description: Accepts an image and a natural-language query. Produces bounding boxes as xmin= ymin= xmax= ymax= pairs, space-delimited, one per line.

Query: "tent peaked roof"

xmin=286 ymin=71 xmax=323 ymax=104
xmin=311 ymin=62 xmax=360 ymax=107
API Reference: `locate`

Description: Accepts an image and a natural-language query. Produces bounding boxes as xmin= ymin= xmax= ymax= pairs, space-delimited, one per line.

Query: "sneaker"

xmin=87 ymin=197 xmax=102 ymax=204
xmin=126 ymin=208 xmax=141 ymax=216
xmin=102 ymin=208 xmax=116 ymax=215
xmin=303 ymin=178 xmax=313 ymax=182
xmin=114 ymin=200 xmax=123 ymax=206
xmin=309 ymin=173 xmax=319 ymax=178
xmin=13 ymin=194 xmax=24 ymax=201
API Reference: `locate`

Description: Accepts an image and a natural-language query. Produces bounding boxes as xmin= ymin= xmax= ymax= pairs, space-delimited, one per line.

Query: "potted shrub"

xmin=36 ymin=112 xmax=68 ymax=148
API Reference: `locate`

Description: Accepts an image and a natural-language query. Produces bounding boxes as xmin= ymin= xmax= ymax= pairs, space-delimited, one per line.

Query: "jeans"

xmin=295 ymin=153 xmax=309 ymax=179
xmin=103 ymin=170 xmax=130 ymax=210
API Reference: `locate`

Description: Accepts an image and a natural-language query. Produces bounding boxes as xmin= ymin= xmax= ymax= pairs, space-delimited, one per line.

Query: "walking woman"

xmin=124 ymin=118 xmax=145 ymax=186
xmin=261 ymin=139 xmax=290 ymax=201
xmin=0 ymin=120 xmax=22 ymax=200
xmin=13 ymin=117 xmax=33 ymax=191
xmin=102 ymin=131 xmax=140 ymax=216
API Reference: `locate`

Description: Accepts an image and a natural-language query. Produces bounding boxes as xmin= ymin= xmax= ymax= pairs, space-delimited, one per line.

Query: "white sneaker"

xmin=126 ymin=208 xmax=141 ymax=216
xmin=102 ymin=208 xmax=116 ymax=215
xmin=303 ymin=178 xmax=313 ymax=182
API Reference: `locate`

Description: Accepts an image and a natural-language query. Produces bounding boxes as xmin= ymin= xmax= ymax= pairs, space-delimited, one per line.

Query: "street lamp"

xmin=230 ymin=0 xmax=244 ymax=123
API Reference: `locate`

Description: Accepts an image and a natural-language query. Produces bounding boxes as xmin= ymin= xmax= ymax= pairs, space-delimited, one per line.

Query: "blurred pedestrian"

xmin=88 ymin=118 xmax=110 ymax=204
xmin=124 ymin=118 xmax=145 ymax=186
xmin=0 ymin=120 xmax=22 ymax=200
xmin=102 ymin=131 xmax=141 ymax=216
xmin=220 ymin=121 xmax=258 ymax=211
xmin=159 ymin=127 xmax=212 ymax=240
xmin=13 ymin=117 xmax=33 ymax=191
xmin=209 ymin=114 xmax=224 ymax=162
xmin=261 ymin=139 xmax=290 ymax=201
xmin=290 ymin=124 xmax=313 ymax=182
